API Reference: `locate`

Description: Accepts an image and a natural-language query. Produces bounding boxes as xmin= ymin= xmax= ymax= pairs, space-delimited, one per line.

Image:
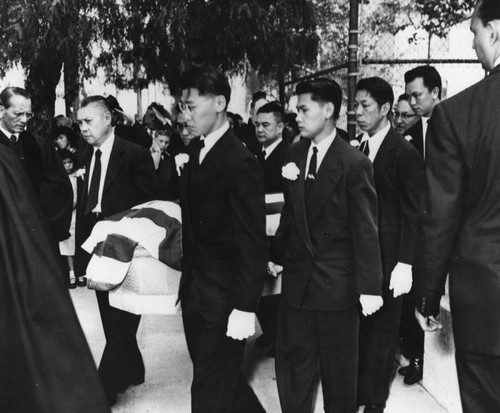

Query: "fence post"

xmin=348 ymin=0 xmax=361 ymax=141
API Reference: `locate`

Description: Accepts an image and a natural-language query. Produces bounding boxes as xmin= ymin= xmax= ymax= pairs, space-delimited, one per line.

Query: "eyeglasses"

xmin=11 ymin=111 xmax=34 ymax=120
xmin=175 ymin=121 xmax=189 ymax=131
xmin=178 ymin=102 xmax=194 ymax=116
xmin=394 ymin=112 xmax=417 ymax=121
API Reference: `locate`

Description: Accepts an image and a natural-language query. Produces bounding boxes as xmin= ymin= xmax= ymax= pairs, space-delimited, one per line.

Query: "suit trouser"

xmin=399 ymin=289 xmax=424 ymax=359
xmin=357 ymin=289 xmax=402 ymax=406
xmin=275 ymin=302 xmax=359 ymax=413
xmin=455 ymin=350 xmax=500 ymax=413
xmin=95 ymin=290 xmax=144 ymax=394
xmin=181 ymin=301 xmax=265 ymax=413
xmin=256 ymin=294 xmax=281 ymax=346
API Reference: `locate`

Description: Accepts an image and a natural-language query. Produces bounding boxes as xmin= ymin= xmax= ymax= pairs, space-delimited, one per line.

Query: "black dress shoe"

xmin=364 ymin=402 xmax=385 ymax=413
xmin=404 ymin=357 xmax=423 ymax=385
xmin=76 ymin=276 xmax=87 ymax=287
xmin=398 ymin=365 xmax=409 ymax=375
xmin=69 ymin=278 xmax=77 ymax=289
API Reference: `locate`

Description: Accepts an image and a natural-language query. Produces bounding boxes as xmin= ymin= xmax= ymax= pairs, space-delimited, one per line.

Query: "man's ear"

xmin=215 ymin=95 xmax=227 ymax=113
xmin=381 ymin=102 xmax=391 ymax=117
xmin=431 ymin=87 xmax=440 ymax=100
xmin=324 ymin=102 xmax=335 ymax=120
xmin=277 ymin=121 xmax=285 ymax=134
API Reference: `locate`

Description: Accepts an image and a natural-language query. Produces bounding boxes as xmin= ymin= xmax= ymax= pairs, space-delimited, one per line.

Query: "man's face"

xmin=354 ymin=90 xmax=389 ymax=136
xmin=394 ymin=99 xmax=418 ymax=134
xmin=176 ymin=112 xmax=195 ymax=146
xmin=255 ymin=112 xmax=283 ymax=148
xmin=405 ymin=77 xmax=439 ymax=117
xmin=0 ymin=95 xmax=32 ymax=134
xmin=295 ymin=93 xmax=332 ymax=140
xmin=77 ymin=103 xmax=112 ymax=147
xmin=471 ymin=10 xmax=496 ymax=71
xmin=155 ymin=134 xmax=170 ymax=153
xmin=180 ymin=88 xmax=220 ymax=137
xmin=62 ymin=158 xmax=74 ymax=174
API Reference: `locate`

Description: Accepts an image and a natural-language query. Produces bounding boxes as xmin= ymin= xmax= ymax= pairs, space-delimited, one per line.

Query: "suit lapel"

xmin=79 ymin=145 xmax=93 ymax=207
xmin=102 ymin=137 xmax=125 ymax=196
xmin=305 ymin=138 xmax=341 ymax=227
xmin=373 ymin=127 xmax=398 ymax=168
xmin=288 ymin=142 xmax=313 ymax=255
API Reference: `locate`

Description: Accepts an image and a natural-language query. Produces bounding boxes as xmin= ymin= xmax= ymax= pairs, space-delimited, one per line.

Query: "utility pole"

xmin=347 ymin=0 xmax=361 ymax=141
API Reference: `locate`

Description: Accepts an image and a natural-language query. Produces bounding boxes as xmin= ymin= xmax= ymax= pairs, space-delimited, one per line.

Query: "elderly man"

xmin=0 ymin=87 xmax=72 ymax=248
xmin=413 ymin=1 xmax=500 ymax=412
xmin=75 ymin=96 xmax=159 ymax=406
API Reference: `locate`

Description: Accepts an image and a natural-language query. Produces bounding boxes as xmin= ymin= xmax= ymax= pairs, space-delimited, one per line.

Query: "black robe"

xmin=0 ymin=148 xmax=109 ymax=413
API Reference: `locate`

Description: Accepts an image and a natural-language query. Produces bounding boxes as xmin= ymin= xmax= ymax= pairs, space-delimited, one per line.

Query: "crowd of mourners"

xmin=1 ymin=1 xmax=500 ymax=413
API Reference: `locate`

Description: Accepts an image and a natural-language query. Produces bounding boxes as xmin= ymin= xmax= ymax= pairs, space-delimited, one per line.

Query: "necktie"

xmin=305 ymin=146 xmax=318 ymax=197
xmin=359 ymin=140 xmax=370 ymax=157
xmin=258 ymin=149 xmax=266 ymax=163
xmin=85 ymin=149 xmax=102 ymax=215
xmin=10 ymin=135 xmax=17 ymax=143
xmin=195 ymin=138 xmax=205 ymax=164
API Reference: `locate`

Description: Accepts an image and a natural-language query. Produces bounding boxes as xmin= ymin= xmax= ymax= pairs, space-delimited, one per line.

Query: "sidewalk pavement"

xmin=70 ymin=288 xmax=449 ymax=413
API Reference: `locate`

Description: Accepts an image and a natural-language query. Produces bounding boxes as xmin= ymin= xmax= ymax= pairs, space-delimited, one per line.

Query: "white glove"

xmin=267 ymin=261 xmax=283 ymax=278
xmin=389 ymin=262 xmax=413 ymax=298
xmin=226 ymin=309 xmax=256 ymax=340
xmin=359 ymin=294 xmax=383 ymax=316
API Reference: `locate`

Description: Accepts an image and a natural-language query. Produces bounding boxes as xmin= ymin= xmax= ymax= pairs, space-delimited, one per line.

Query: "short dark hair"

xmin=404 ymin=66 xmax=442 ymax=99
xmin=251 ymin=91 xmax=267 ymax=105
xmin=0 ymin=87 xmax=31 ymax=108
xmin=179 ymin=65 xmax=231 ymax=108
xmin=398 ymin=93 xmax=411 ymax=103
xmin=80 ymin=95 xmax=112 ymax=113
xmin=356 ymin=77 xmax=394 ymax=109
xmin=57 ymin=148 xmax=76 ymax=164
xmin=295 ymin=78 xmax=343 ymax=120
xmin=52 ymin=126 xmax=78 ymax=147
xmin=256 ymin=101 xmax=284 ymax=123
xmin=475 ymin=0 xmax=500 ymax=24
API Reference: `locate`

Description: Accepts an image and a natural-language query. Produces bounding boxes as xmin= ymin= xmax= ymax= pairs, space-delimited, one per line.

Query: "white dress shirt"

xmin=88 ymin=132 xmax=115 ymax=213
xmin=0 ymin=125 xmax=18 ymax=141
xmin=305 ymin=129 xmax=336 ymax=178
xmin=421 ymin=116 xmax=430 ymax=159
xmin=263 ymin=137 xmax=283 ymax=160
xmin=359 ymin=121 xmax=391 ymax=163
xmin=199 ymin=121 xmax=230 ymax=164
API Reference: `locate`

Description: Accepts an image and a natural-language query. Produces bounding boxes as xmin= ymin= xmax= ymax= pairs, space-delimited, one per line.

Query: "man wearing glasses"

xmin=393 ymin=93 xmax=419 ymax=135
xmin=0 ymin=86 xmax=72 ymax=248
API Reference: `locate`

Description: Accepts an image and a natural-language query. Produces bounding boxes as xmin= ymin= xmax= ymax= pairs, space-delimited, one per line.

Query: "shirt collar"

xmin=201 ymin=121 xmax=230 ymax=149
xmin=263 ymin=137 xmax=283 ymax=158
xmin=310 ymin=128 xmax=336 ymax=152
xmin=0 ymin=125 xmax=18 ymax=141
xmin=360 ymin=121 xmax=390 ymax=144
xmin=494 ymin=56 xmax=500 ymax=69
xmin=95 ymin=131 xmax=115 ymax=156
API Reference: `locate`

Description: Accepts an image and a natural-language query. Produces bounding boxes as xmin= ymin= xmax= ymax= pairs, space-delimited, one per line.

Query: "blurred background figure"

xmin=57 ymin=148 xmax=85 ymax=289
xmin=393 ymin=93 xmax=419 ymax=135
xmin=53 ymin=125 xmax=79 ymax=154
xmin=176 ymin=111 xmax=196 ymax=148
xmin=144 ymin=102 xmax=174 ymax=134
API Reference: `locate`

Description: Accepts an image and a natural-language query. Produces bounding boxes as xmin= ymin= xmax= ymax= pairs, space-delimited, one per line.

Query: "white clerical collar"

xmin=95 ymin=131 xmax=115 ymax=156
xmin=263 ymin=137 xmax=283 ymax=159
xmin=201 ymin=121 xmax=230 ymax=151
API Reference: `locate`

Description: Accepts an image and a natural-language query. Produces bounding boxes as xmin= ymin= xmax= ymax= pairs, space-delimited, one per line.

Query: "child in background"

xmin=57 ymin=149 xmax=85 ymax=288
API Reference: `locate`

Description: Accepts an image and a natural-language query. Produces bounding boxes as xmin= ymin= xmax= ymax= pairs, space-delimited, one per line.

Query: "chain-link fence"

xmin=282 ymin=2 xmax=483 ymax=136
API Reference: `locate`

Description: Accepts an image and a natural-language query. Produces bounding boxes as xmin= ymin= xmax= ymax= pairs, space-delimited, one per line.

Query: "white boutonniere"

xmin=175 ymin=153 xmax=190 ymax=175
xmin=75 ymin=167 xmax=86 ymax=179
xmin=404 ymin=135 xmax=413 ymax=142
xmin=350 ymin=139 xmax=360 ymax=148
xmin=282 ymin=162 xmax=300 ymax=181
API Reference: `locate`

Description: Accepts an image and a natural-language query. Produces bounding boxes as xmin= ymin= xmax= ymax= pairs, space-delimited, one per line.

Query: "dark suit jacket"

xmin=178 ymin=129 xmax=268 ymax=313
xmin=405 ymin=118 xmax=424 ymax=158
xmin=275 ymin=137 xmax=383 ymax=311
xmin=75 ymin=135 xmax=159 ymax=276
xmin=0 ymin=130 xmax=72 ymax=242
xmin=413 ymin=65 xmax=500 ymax=356
xmin=260 ymin=139 xmax=288 ymax=194
xmin=359 ymin=128 xmax=425 ymax=282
